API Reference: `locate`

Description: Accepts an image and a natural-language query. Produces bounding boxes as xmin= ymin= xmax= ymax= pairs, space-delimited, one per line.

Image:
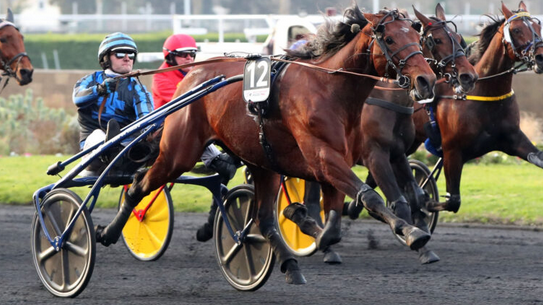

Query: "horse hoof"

xmin=323 ymin=248 xmax=342 ymax=264
xmin=405 ymin=227 xmax=431 ymax=250
xmin=419 ymin=250 xmax=440 ymax=265
xmin=347 ymin=200 xmax=363 ymax=220
xmin=285 ymin=269 xmax=307 ymax=285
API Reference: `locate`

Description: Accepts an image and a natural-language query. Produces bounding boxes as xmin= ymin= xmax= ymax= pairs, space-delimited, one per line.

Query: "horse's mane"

xmin=468 ymin=16 xmax=505 ymax=65
xmin=286 ymin=2 xmax=368 ymax=60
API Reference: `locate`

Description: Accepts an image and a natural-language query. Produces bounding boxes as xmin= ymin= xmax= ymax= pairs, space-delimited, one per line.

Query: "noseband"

xmin=502 ymin=11 xmax=543 ymax=68
xmin=370 ymin=10 xmax=423 ymax=89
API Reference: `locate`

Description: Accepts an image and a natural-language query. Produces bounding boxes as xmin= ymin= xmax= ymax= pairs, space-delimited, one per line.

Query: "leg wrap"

xmin=283 ymin=203 xmax=320 ymax=237
xmin=389 ymin=196 xmax=413 ymax=225
xmin=528 ymin=151 xmax=543 ymax=168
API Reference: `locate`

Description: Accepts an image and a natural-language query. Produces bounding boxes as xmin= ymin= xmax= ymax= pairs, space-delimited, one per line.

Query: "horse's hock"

xmin=3 ymin=69 xmax=543 ymax=127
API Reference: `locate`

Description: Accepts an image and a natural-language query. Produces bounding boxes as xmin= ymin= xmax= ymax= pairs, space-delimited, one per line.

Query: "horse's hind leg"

xmin=303 ymin=181 xmax=342 ymax=264
xmin=250 ymin=166 xmax=306 ymax=285
xmin=96 ymin=124 xmax=204 ymax=246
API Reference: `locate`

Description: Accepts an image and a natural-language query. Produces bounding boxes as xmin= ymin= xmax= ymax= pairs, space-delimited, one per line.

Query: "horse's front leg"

xmin=426 ymin=148 xmax=463 ymax=213
xmin=361 ymin=152 xmax=431 ymax=250
xmin=365 ymin=151 xmax=414 ymax=225
xmin=502 ymin=129 xmax=543 ymax=169
xmin=300 ymin=144 xmax=430 ymax=250
xmin=250 ymin=166 xmax=306 ymax=285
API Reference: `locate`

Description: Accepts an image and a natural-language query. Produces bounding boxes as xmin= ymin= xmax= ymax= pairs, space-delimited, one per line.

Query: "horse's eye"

xmin=385 ymin=37 xmax=394 ymax=45
xmin=434 ymin=38 xmax=442 ymax=44
xmin=512 ymin=28 xmax=521 ymax=35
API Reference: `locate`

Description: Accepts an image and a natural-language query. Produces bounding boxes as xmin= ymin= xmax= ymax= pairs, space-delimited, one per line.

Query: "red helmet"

xmin=162 ymin=34 xmax=198 ymax=58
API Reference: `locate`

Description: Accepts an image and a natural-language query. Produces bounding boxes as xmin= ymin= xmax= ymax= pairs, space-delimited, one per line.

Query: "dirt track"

xmin=1 ymin=205 xmax=543 ymax=304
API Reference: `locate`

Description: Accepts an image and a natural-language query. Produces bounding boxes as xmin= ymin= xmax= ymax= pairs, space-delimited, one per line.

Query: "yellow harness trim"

xmin=465 ymin=90 xmax=515 ymax=102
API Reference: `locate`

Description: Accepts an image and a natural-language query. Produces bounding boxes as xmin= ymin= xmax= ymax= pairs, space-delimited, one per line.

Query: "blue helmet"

xmin=98 ymin=32 xmax=138 ymax=69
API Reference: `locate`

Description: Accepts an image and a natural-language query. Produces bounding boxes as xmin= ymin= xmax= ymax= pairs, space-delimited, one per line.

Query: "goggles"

xmin=170 ymin=50 xmax=196 ymax=59
xmin=113 ymin=52 xmax=136 ymax=60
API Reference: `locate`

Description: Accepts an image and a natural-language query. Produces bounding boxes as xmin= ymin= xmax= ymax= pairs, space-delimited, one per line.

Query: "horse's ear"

xmin=519 ymin=1 xmax=527 ymax=12
xmin=6 ymin=8 xmax=14 ymax=23
xmin=413 ymin=5 xmax=431 ymax=27
xmin=362 ymin=12 xmax=379 ymax=26
xmin=501 ymin=2 xmax=513 ymax=20
xmin=399 ymin=8 xmax=410 ymax=19
xmin=435 ymin=3 xmax=446 ymax=21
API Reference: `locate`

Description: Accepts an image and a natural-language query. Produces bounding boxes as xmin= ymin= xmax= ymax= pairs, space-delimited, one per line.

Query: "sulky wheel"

xmin=275 ymin=177 xmax=325 ymax=256
xmin=388 ymin=159 xmax=439 ymax=245
xmin=214 ymin=184 xmax=275 ymax=291
xmin=31 ymin=188 xmax=96 ymax=298
xmin=119 ymin=184 xmax=174 ymax=261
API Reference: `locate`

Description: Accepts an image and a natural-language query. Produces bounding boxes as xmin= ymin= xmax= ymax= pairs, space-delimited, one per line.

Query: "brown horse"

xmin=408 ymin=1 xmax=543 ymax=214
xmin=343 ymin=4 xmax=478 ymax=264
xmin=96 ymin=4 xmax=436 ymax=285
xmin=0 ymin=9 xmax=33 ymax=86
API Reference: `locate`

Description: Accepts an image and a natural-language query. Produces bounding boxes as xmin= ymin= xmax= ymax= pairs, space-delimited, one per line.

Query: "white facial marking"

xmin=401 ymin=27 xmax=409 ymax=33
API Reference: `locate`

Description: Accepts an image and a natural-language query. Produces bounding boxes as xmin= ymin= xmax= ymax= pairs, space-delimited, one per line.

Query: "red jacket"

xmin=152 ymin=61 xmax=186 ymax=109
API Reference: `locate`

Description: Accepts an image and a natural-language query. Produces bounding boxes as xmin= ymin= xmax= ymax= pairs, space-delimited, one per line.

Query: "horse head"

xmin=363 ymin=9 xmax=436 ymax=101
xmin=413 ymin=4 xmax=478 ymax=94
xmin=0 ymin=8 xmax=33 ymax=85
xmin=501 ymin=1 xmax=543 ymax=74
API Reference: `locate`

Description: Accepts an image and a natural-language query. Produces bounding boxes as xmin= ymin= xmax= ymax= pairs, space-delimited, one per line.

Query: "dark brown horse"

xmin=0 ymin=9 xmax=33 ymax=86
xmin=342 ymin=4 xmax=478 ymax=264
xmin=408 ymin=1 xmax=543 ymax=214
xmin=96 ymin=4 xmax=437 ymax=284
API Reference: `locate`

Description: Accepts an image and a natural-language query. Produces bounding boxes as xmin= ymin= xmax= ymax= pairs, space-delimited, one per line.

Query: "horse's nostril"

xmin=459 ymin=73 xmax=476 ymax=85
xmin=20 ymin=68 xmax=33 ymax=79
xmin=536 ymin=54 xmax=543 ymax=65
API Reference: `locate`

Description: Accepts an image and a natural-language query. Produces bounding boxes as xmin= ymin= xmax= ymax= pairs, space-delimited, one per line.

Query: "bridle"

xmin=420 ymin=18 xmax=466 ymax=88
xmin=502 ymin=11 xmax=543 ymax=68
xmin=0 ymin=21 xmax=30 ymax=86
xmin=369 ymin=10 xmax=423 ymax=89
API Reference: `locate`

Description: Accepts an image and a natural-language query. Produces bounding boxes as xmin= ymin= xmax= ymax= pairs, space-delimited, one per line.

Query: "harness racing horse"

xmin=0 ymin=9 xmax=33 ymax=86
xmin=408 ymin=1 xmax=543 ymax=214
xmin=344 ymin=4 xmax=478 ymax=264
xmin=96 ymin=4 xmax=436 ymax=285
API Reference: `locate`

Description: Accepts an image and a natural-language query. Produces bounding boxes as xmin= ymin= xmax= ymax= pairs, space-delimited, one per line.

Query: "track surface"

xmin=2 ymin=205 xmax=543 ymax=304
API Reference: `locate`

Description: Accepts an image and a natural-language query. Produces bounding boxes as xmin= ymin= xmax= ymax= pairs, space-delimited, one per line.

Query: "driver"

xmin=153 ymin=34 xmax=238 ymax=242
xmin=73 ymin=32 xmax=154 ymax=175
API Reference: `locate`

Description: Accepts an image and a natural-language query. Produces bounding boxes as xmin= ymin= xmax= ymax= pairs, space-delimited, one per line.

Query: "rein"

xmin=122 ymin=55 xmax=415 ymax=91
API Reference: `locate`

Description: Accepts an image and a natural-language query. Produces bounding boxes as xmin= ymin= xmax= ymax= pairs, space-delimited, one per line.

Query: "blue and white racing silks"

xmin=73 ymin=69 xmax=154 ymax=149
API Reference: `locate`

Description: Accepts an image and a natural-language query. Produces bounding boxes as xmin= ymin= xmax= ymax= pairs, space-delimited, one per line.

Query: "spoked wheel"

xmin=275 ymin=177 xmax=325 ymax=256
xmin=119 ymin=184 xmax=174 ymax=261
xmin=388 ymin=159 xmax=439 ymax=245
xmin=31 ymin=188 xmax=96 ymax=298
xmin=214 ymin=184 xmax=275 ymax=291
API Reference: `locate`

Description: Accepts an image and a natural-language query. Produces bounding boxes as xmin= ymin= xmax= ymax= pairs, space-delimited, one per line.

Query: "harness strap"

xmin=255 ymin=102 xmax=281 ymax=173
xmin=365 ymin=97 xmax=414 ymax=114
xmin=438 ymin=90 xmax=514 ymax=101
